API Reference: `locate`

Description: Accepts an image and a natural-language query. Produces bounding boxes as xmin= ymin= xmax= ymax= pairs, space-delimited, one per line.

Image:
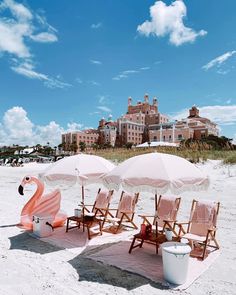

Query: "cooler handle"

xmin=46 ymin=222 xmax=54 ymax=231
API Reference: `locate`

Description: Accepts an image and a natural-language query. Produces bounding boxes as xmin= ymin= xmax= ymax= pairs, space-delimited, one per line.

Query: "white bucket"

xmin=164 ymin=229 xmax=173 ymax=241
xmin=32 ymin=215 xmax=54 ymax=238
xmin=161 ymin=242 xmax=191 ymax=285
xmin=74 ymin=208 xmax=82 ymax=218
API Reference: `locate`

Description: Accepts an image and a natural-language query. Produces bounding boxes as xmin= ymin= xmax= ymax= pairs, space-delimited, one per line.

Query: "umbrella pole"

xmin=82 ymin=185 xmax=85 ymax=232
xmin=155 ymin=194 xmax=158 ymax=211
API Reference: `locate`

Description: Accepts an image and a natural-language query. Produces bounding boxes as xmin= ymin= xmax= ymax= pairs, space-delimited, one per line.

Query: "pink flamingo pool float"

xmin=18 ymin=176 xmax=67 ymax=230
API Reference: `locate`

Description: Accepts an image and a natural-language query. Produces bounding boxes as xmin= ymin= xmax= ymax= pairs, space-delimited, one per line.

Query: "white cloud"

xmin=97 ymin=106 xmax=112 ymax=113
xmin=0 ymin=0 xmax=57 ymax=58
xmin=88 ymin=80 xmax=100 ymax=86
xmin=30 ymin=32 xmax=58 ymax=43
xmin=0 ymin=0 xmax=68 ymax=88
xmin=113 ymin=69 xmax=139 ymax=81
xmin=137 ymin=1 xmax=207 ymax=46
xmin=202 ymin=51 xmax=236 ymax=70
xmin=90 ymin=59 xmax=102 ymax=65
xmin=11 ymin=61 xmax=48 ymax=80
xmin=113 ymin=66 xmax=151 ymax=81
xmin=2 ymin=107 xmax=34 ymax=144
xmin=0 ymin=14 xmax=32 ymax=58
xmin=11 ymin=60 xmax=72 ymax=89
xmin=66 ymin=122 xmax=84 ymax=132
xmin=98 ymin=95 xmax=106 ymax=104
xmin=35 ymin=121 xmax=63 ymax=146
xmin=123 ymin=70 xmax=139 ymax=74
xmin=2 ymin=0 xmax=33 ymax=22
xmin=0 ymin=106 xmax=85 ymax=146
xmin=172 ymin=105 xmax=236 ymax=125
xmin=91 ymin=22 xmax=102 ymax=29
xmin=140 ymin=67 xmax=150 ymax=70
xmin=75 ymin=77 xmax=82 ymax=84
xmin=112 ymin=74 xmax=128 ymax=81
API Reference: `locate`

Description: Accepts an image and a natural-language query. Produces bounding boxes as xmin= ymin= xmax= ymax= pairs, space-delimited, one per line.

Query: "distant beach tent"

xmin=39 ymin=154 xmax=116 ymax=205
xmin=103 ymin=152 xmax=209 ymax=194
xmin=136 ymin=141 xmax=179 ymax=148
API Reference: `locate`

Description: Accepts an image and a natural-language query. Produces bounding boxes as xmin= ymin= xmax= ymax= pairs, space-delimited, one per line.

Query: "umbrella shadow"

xmin=8 ymin=225 xmax=99 ymax=255
xmin=9 ymin=231 xmax=63 ymax=254
xmin=68 ymin=242 xmax=169 ymax=291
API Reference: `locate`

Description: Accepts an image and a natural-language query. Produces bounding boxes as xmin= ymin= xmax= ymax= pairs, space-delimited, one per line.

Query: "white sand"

xmin=0 ymin=160 xmax=236 ymax=294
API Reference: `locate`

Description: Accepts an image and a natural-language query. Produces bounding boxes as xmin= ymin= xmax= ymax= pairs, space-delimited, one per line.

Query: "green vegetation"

xmin=223 ymin=154 xmax=236 ymax=164
xmin=93 ymin=136 xmax=236 ymax=164
xmin=94 ymin=146 xmax=236 ymax=164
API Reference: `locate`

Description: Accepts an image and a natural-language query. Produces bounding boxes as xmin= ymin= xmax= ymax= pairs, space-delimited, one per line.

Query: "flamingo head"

xmin=18 ymin=176 xmax=35 ymax=196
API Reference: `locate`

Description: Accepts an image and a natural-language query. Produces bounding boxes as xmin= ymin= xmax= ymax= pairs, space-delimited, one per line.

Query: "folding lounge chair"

xmin=129 ymin=194 xmax=181 ymax=254
xmin=140 ymin=194 xmax=181 ymax=235
xmin=175 ymin=199 xmax=220 ymax=260
xmin=66 ymin=188 xmax=114 ymax=238
xmin=104 ymin=191 xmax=139 ymax=233
xmin=82 ymin=188 xmax=114 ymax=226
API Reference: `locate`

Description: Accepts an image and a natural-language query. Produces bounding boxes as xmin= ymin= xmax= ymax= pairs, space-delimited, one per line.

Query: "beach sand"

xmin=0 ymin=160 xmax=235 ymax=295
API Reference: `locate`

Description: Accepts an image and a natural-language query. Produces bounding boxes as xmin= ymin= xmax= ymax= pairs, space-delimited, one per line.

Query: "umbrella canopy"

xmin=39 ymin=154 xmax=115 ymax=204
xmin=103 ymin=152 xmax=209 ymax=194
xmin=40 ymin=154 xmax=115 ymax=187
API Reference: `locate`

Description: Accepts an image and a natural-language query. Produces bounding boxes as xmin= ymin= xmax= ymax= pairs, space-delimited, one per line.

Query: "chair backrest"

xmin=154 ymin=195 xmax=181 ymax=227
xmin=188 ymin=199 xmax=220 ymax=236
xmin=92 ymin=188 xmax=114 ymax=212
xmin=116 ymin=191 xmax=139 ymax=219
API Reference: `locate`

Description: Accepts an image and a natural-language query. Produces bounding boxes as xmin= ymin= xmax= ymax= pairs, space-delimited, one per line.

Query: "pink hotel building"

xmin=61 ymin=94 xmax=219 ymax=150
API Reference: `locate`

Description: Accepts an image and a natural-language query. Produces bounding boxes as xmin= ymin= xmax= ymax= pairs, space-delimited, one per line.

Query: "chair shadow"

xmin=9 ymin=231 xmax=64 ymax=255
xmin=68 ymin=242 xmax=169 ymax=291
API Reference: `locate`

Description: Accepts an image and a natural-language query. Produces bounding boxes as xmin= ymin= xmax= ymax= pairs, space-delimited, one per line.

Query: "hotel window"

xmin=178 ymin=134 xmax=183 ymax=140
xmin=163 ymin=135 xmax=166 ymax=141
xmin=169 ymin=135 xmax=171 ymax=141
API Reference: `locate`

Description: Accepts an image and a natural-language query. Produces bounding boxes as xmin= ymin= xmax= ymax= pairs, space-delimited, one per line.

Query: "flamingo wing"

xmin=31 ymin=189 xmax=61 ymax=218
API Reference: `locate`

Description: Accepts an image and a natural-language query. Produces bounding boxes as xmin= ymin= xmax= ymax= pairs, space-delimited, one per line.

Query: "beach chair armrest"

xmin=208 ymin=226 xmax=217 ymax=232
xmin=138 ymin=214 xmax=155 ymax=218
xmin=163 ymin=219 xmax=176 ymax=223
xmin=120 ymin=210 xmax=133 ymax=214
xmin=175 ymin=221 xmax=189 ymax=226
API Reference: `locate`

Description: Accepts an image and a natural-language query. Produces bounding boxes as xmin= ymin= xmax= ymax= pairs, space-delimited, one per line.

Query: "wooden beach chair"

xmin=67 ymin=189 xmax=114 ymax=239
xmin=175 ymin=199 xmax=220 ymax=260
xmin=82 ymin=188 xmax=114 ymax=223
xmin=139 ymin=194 xmax=181 ymax=235
xmin=129 ymin=194 xmax=181 ymax=254
xmin=104 ymin=191 xmax=139 ymax=233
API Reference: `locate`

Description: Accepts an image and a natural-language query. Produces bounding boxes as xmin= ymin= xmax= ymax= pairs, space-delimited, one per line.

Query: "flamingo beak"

xmin=18 ymin=185 xmax=24 ymax=196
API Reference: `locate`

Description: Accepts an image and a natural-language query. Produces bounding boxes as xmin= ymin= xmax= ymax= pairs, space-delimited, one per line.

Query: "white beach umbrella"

xmin=103 ymin=152 xmax=209 ymax=194
xmin=39 ymin=154 xmax=115 ymax=204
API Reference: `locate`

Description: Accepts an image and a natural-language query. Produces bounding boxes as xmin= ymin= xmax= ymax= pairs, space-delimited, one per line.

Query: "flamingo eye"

xmin=25 ymin=177 xmax=30 ymax=181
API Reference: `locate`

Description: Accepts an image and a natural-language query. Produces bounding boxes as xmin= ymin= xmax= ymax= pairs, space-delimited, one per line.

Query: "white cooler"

xmin=161 ymin=242 xmax=191 ymax=285
xmin=32 ymin=215 xmax=54 ymax=238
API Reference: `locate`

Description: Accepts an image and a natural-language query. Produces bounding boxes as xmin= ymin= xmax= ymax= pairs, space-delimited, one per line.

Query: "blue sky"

xmin=0 ymin=0 xmax=236 ymax=146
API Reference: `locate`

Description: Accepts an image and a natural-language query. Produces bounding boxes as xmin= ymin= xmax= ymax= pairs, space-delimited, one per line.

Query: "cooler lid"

xmin=33 ymin=214 xmax=53 ymax=220
xmin=161 ymin=242 xmax=191 ymax=255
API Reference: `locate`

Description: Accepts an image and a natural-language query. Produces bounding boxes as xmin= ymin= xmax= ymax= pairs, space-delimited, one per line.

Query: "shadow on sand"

xmin=9 ymin=231 xmax=63 ymax=254
xmin=68 ymin=243 xmax=169 ymax=291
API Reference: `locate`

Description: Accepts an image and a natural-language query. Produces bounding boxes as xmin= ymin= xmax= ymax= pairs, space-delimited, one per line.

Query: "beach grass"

xmin=93 ymin=147 xmax=236 ymax=164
